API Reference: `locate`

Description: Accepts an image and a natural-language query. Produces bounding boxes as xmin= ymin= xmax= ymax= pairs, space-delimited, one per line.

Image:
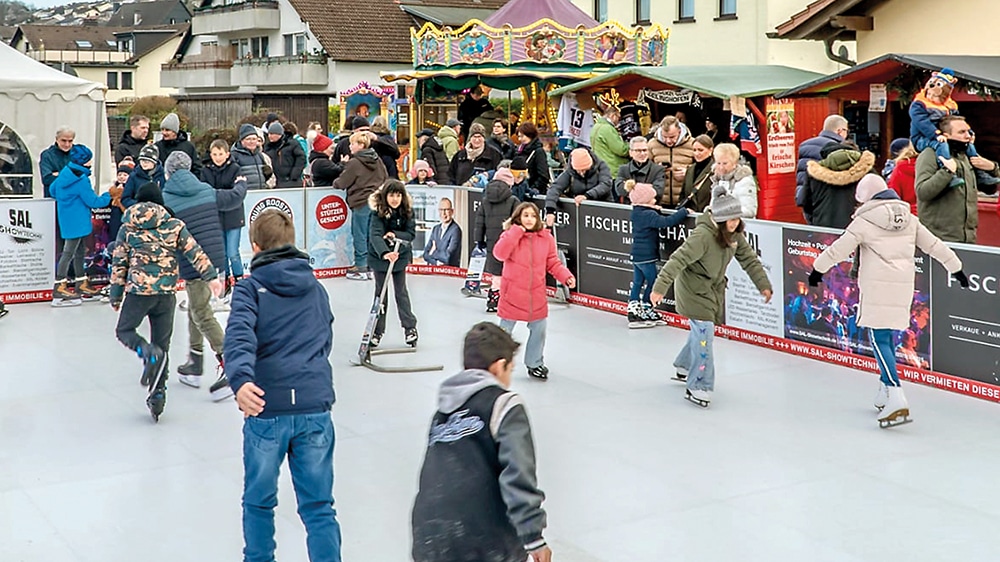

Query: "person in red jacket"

xmin=887 ymin=143 xmax=919 ymax=214
xmin=492 ymin=202 xmax=576 ymax=380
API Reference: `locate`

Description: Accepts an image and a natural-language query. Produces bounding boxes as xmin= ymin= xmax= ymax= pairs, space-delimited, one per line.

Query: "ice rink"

xmin=2 ymin=274 xmax=999 ymax=562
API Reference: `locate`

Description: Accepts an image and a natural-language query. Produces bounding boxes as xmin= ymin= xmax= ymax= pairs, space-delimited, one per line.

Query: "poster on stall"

xmin=408 ymin=186 xmax=456 ymax=260
xmin=240 ymin=189 xmax=306 ymax=272
xmin=725 ymin=220 xmax=784 ymax=337
xmin=305 ymin=188 xmax=353 ymax=275
xmin=869 ymin=84 xmax=887 ymax=112
xmin=0 ymin=199 xmax=56 ymax=302
xmin=765 ymin=98 xmax=796 ymax=174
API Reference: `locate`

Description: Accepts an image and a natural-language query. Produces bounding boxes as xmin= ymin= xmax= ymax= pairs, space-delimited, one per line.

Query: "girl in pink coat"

xmin=493 ymin=202 xmax=576 ymax=380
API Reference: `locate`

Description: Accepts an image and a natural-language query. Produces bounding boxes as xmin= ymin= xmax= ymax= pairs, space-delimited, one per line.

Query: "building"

xmin=161 ymin=0 xmax=507 ymax=130
xmin=107 ymin=0 xmax=192 ymax=27
xmin=568 ymin=0 xmax=849 ymax=73
xmin=9 ymin=24 xmax=187 ymax=104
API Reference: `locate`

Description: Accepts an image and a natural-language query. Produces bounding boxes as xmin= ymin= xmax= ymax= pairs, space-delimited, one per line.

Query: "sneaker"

xmin=527 ymin=365 xmax=549 ymax=380
xmin=405 ymin=327 xmax=419 ymax=347
xmin=369 ymin=332 xmax=382 ymax=348
xmin=209 ymin=374 xmax=233 ymax=402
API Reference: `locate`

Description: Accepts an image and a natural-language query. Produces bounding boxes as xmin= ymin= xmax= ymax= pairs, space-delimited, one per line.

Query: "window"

xmin=678 ymin=0 xmax=694 ymax=21
xmin=594 ymin=0 xmax=607 ymax=22
xmin=636 ymin=0 xmax=651 ymax=23
xmin=75 ymin=39 xmax=92 ymax=48
xmin=121 ymin=71 xmax=133 ymax=90
xmin=250 ymin=36 xmax=269 ymax=58
xmin=106 ymin=71 xmax=118 ymax=89
xmin=105 ymin=40 xmax=116 ymax=48
xmin=118 ymin=38 xmax=133 ymax=53
xmin=719 ymin=0 xmax=737 ymax=18
xmin=283 ymin=33 xmax=307 ymax=56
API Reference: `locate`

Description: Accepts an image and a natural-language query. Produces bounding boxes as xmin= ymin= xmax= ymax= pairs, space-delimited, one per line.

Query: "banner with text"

xmin=240 ymin=189 xmax=307 ymax=272
xmin=0 ymin=199 xmax=55 ymax=302
xmin=725 ymin=219 xmax=784 ymax=336
xmin=765 ymin=98 xmax=796 ymax=174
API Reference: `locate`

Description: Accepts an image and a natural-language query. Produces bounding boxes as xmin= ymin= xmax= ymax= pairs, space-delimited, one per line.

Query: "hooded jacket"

xmin=420 ymin=136 xmax=452 ymax=185
xmin=50 ymin=162 xmax=110 ymax=239
xmin=109 ymin=202 xmax=217 ymax=304
xmin=438 ymin=126 xmax=460 ymax=160
xmin=710 ymin=164 xmax=758 ymax=219
xmin=224 ymin=244 xmax=335 ymax=418
xmin=519 ymin=137 xmax=551 ymax=195
xmin=887 ymin=157 xmax=918 ymax=215
xmin=813 ymin=192 xmax=961 ymax=329
xmin=590 ymin=116 xmax=630 ymax=170
xmin=309 ymin=151 xmax=342 ymax=187
xmin=373 ymin=132 xmax=401 ymax=179
xmin=450 ymin=144 xmax=503 ymax=187
xmin=334 ymin=148 xmax=388 ymax=209
xmin=368 ymin=193 xmax=416 ymax=273
xmin=115 ymin=130 xmax=147 ymax=164
xmin=648 ymin=124 xmax=696 ymax=207
xmin=493 ymin=226 xmax=573 ymax=323
xmin=163 ymin=169 xmax=227 ymax=281
xmin=231 ymin=144 xmax=269 ymax=191
xmin=803 ymin=147 xmax=875 ymax=228
xmin=795 ymin=130 xmax=844 ymax=208
xmin=615 ymin=159 xmax=666 ymax=203
xmin=652 ymin=211 xmax=771 ymax=323
xmin=122 ymin=163 xmax=166 ymax=209
xmin=915 ymin=145 xmax=999 ymax=243
xmin=546 ymin=153 xmax=613 ymax=212
xmin=200 ymin=158 xmax=247 ymax=230
xmin=155 ymin=131 xmax=201 ymax=176
xmin=264 ymin=132 xmax=307 ymax=188
xmin=474 ymin=179 xmax=520 ymax=276
xmin=412 ymin=369 xmax=546 ymax=561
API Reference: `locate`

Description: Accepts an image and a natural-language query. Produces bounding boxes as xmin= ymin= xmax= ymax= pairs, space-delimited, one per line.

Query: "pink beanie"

xmin=856 ymin=174 xmax=889 ymax=203
xmin=629 ymin=182 xmax=657 ymax=206
xmin=493 ymin=167 xmax=515 ymax=186
xmin=407 ymin=159 xmax=434 ymax=180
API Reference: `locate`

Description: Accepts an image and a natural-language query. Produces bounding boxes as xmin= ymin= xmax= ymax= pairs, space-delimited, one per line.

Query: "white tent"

xmin=0 ymin=41 xmax=114 ymax=197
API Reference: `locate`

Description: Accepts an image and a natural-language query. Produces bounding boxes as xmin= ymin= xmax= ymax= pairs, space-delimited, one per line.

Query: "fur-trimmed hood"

xmin=368 ymin=190 xmax=415 ymax=214
xmin=807 ymin=150 xmax=875 ymax=186
xmin=713 ymin=163 xmax=753 ymax=183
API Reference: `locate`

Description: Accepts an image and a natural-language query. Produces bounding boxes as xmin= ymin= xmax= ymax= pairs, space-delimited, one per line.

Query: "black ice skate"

xmin=147 ymin=387 xmax=166 ymax=423
xmin=405 ymin=327 xmax=419 ymax=347
xmin=177 ymin=351 xmax=204 ymax=388
xmin=685 ymin=388 xmax=710 ymax=408
xmin=527 ymin=365 xmax=549 ymax=380
xmin=210 ymin=353 xmax=233 ymax=402
xmin=140 ymin=344 xmax=166 ymax=388
xmin=146 ymin=356 xmax=169 ymax=423
xmin=0 ymin=301 xmax=7 ymax=319
xmin=671 ymin=368 xmax=689 ymax=383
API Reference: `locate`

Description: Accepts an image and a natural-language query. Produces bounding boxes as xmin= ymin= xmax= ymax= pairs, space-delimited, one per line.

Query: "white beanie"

xmin=856 ymin=174 xmax=889 ymax=203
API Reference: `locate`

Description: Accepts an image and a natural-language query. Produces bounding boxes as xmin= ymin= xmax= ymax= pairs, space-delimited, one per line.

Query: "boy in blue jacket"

xmin=626 ymin=181 xmax=688 ymax=328
xmin=224 ymin=209 xmax=342 ymax=562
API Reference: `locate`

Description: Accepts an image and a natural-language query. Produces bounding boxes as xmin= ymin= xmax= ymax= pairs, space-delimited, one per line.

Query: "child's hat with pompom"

xmin=628 ymin=182 xmax=657 ymax=206
xmin=931 ymin=68 xmax=958 ymax=86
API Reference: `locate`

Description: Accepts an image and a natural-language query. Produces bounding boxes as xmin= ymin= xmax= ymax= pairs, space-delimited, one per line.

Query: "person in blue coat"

xmin=626 ymin=181 xmax=688 ymax=328
xmin=122 ymin=144 xmax=165 ymax=210
xmin=50 ymin=144 xmax=111 ymax=305
xmin=795 ymin=115 xmax=848 ymax=222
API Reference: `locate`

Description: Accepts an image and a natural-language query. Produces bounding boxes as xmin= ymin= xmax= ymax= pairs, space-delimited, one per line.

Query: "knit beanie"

xmin=69 ymin=144 xmax=93 ymax=166
xmin=312 ymin=134 xmax=333 ymax=153
xmin=408 ymin=159 xmax=434 ymax=179
xmin=493 ymin=167 xmax=515 ymax=186
xmin=136 ymin=181 xmax=164 ymax=206
xmin=710 ymin=184 xmax=743 ymax=222
xmin=267 ymin=122 xmax=284 ymax=136
xmin=164 ymin=151 xmax=192 ymax=177
xmin=138 ymin=144 xmax=159 ymax=163
xmin=117 ymin=161 xmax=135 ymax=174
xmin=889 ymin=138 xmax=910 ymax=158
xmin=511 ymin=156 xmax=528 ymax=172
xmin=351 ymin=116 xmax=370 ymax=130
xmin=238 ymin=123 xmax=258 ymax=141
xmin=856 ymin=173 xmax=889 ymax=203
xmin=417 ymin=128 xmax=436 ymax=139
xmin=160 ymin=112 xmax=180 ymax=133
xmin=629 ymin=182 xmax=657 ymax=206
xmin=469 ymin=122 xmax=487 ymax=139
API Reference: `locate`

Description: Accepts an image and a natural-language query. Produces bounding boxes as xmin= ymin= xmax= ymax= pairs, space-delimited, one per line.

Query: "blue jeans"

xmin=351 ymin=204 xmax=371 ymax=271
xmin=869 ymin=328 xmax=900 ymax=387
xmin=499 ymin=318 xmax=547 ymax=369
xmin=629 ymin=262 xmax=658 ymax=303
xmin=242 ymin=412 xmax=342 ymax=562
xmin=224 ymin=228 xmax=245 ymax=279
xmin=673 ymin=319 xmax=716 ymax=391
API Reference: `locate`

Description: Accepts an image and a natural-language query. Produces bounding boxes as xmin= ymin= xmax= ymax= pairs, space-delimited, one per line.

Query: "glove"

xmin=808 ymin=269 xmax=824 ymax=287
xmin=953 ymin=270 xmax=970 ymax=288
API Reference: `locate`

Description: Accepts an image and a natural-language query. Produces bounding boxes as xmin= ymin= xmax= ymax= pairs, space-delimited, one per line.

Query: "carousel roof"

xmin=483 ymin=0 xmax=597 ymax=29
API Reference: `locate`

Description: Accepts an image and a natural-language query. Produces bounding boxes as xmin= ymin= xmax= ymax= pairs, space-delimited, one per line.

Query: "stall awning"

xmin=774 ymin=54 xmax=1000 ymax=98
xmin=547 ymin=65 xmax=824 ymax=100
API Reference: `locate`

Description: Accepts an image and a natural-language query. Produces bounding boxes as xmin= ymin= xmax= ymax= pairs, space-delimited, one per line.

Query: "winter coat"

xmin=652 ymin=211 xmax=771 ymax=324
xmin=109 ymin=202 xmax=216 ymax=304
xmin=50 ymin=162 xmax=110 ymax=239
xmin=590 ymin=116 xmax=630 ymax=171
xmin=679 ymin=157 xmax=714 ymax=212
xmin=373 ymin=132 xmax=400 ymax=179
xmin=474 ymin=180 xmax=520 ymax=275
xmin=310 ymin=154 xmax=342 ymax=187
xmin=813 ymin=193 xmax=961 ymax=330
xmin=224 ymin=244 xmax=334 ymax=418
xmin=438 ymin=126 xmax=460 ymax=161
xmin=493 ymin=226 xmax=573 ymax=323
xmin=200 ymin=158 xmax=247 ymax=230
xmin=231 ymin=145 xmax=269 ymax=191
xmin=546 ymin=154 xmax=613 ymax=212
xmin=115 ymin=130 xmax=147 ymax=164
xmin=163 ymin=170 xmax=227 ymax=281
xmin=511 ymin=180 xmax=538 ymax=203
xmin=614 ymin=160 xmax=666 ymax=203
xmin=423 ymin=221 xmax=462 ymax=267
xmin=420 ymin=137 xmax=452 ymax=184
xmin=648 ymin=125 xmax=696 ymax=207
xmin=264 ymin=133 xmax=306 ymax=188
xmin=122 ymin=163 xmax=166 ymax=209
xmin=155 ymin=131 xmax=201 ymax=176
xmin=449 ymin=145 xmax=502 ymax=187
xmin=458 ymin=96 xmax=493 ymax=138
xmin=368 ymin=196 xmax=416 ymax=273
xmin=334 ymin=148 xmax=388 ymax=209
xmin=803 ymin=148 xmax=875 ymax=229
xmin=915 ymin=147 xmax=999 ymax=243
xmin=519 ymin=137 xmax=551 ymax=195
xmin=709 ymin=164 xmax=758 ymax=218
xmin=39 ymin=144 xmax=71 ymax=197
xmin=795 ymin=130 xmax=844 ymax=209
xmin=487 ymin=134 xmax=516 ymax=161
xmin=630 ymin=206 xmax=689 ymax=264
xmin=887 ymin=158 xmax=918 ymax=215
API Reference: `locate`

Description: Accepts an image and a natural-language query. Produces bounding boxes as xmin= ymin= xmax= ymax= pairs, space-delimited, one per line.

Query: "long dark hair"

xmin=375 ymin=180 xmax=412 ymax=219
xmin=715 ymin=218 xmax=744 ymax=248
xmin=510 ymin=202 xmax=543 ymax=232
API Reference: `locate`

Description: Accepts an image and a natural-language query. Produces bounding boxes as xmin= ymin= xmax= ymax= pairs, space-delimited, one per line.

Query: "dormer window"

xmin=75 ymin=40 xmax=92 ymax=48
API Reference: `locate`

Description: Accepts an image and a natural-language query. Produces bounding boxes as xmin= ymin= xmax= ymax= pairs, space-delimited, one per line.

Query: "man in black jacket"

xmin=458 ymin=86 xmax=493 ymax=140
xmin=156 ymin=112 xmax=201 ymax=176
xmin=545 ymin=148 xmax=612 ymax=226
xmin=417 ymin=129 xmax=452 ymax=184
xmin=614 ymin=136 xmax=666 ymax=203
xmin=449 ymin=123 xmax=502 ymax=186
xmin=115 ymin=114 xmax=149 ymax=165
xmin=264 ymin=122 xmax=306 ymax=188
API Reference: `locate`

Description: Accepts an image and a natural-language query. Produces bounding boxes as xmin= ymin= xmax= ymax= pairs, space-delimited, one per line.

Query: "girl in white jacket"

xmin=709 ymin=143 xmax=757 ymax=218
xmin=809 ymin=175 xmax=968 ymax=428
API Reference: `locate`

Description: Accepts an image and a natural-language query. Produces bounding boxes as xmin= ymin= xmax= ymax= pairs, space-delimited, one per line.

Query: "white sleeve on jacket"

xmin=733 ymin=175 xmax=758 ymax=218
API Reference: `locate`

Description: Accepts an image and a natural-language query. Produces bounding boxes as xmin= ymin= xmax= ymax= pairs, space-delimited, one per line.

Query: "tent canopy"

xmin=549 ymin=65 xmax=825 ymax=100
xmin=484 ymin=0 xmax=598 ymax=29
xmin=0 ymin=41 xmax=105 ymax=102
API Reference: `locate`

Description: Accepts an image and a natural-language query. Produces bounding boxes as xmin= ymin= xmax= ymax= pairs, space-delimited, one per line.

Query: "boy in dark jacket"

xmin=225 ymin=209 xmax=341 ymax=562
xmin=202 ymin=139 xmax=249 ymax=290
xmin=626 ymin=181 xmax=688 ymax=328
xmin=123 ymin=145 xmax=165 ymax=210
xmin=412 ymin=322 xmax=551 ymax=562
xmin=474 ymin=168 xmax=520 ymax=312
xmin=509 ymin=156 xmax=538 ymax=202
xmin=334 ymin=132 xmax=388 ymax=280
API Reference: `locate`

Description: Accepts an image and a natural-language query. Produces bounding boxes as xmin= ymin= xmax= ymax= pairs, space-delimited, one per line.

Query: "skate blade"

xmin=0 ymin=309 xmax=8 ymax=319
xmin=671 ymin=376 xmax=688 ymax=383
xmin=628 ymin=322 xmax=655 ymax=329
xmin=878 ymin=409 xmax=912 ymax=428
xmin=210 ymin=387 xmax=234 ymax=402
xmin=684 ymin=392 xmax=709 ymax=408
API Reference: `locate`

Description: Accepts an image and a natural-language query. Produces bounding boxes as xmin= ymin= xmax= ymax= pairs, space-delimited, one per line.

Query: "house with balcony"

xmin=161 ymin=0 xmax=508 ymax=130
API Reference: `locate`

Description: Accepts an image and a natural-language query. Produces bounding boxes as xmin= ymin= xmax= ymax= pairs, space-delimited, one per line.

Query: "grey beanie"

xmin=160 ymin=112 xmax=180 ymax=133
xmin=164 ymin=150 xmax=192 ymax=177
xmin=138 ymin=144 xmax=159 ymax=163
xmin=710 ymin=183 xmax=743 ymax=222
xmin=267 ymin=121 xmax=284 ymax=136
xmin=239 ymin=123 xmax=257 ymax=140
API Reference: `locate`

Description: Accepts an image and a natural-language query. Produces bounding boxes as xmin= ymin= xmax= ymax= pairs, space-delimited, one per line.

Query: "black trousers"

xmin=373 ymin=269 xmax=417 ymax=335
xmin=116 ymin=293 xmax=176 ymax=367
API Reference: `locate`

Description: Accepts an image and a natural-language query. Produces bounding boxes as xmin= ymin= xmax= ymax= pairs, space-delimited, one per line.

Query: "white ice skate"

xmin=874 ymin=382 xmax=888 ymax=412
xmin=877 ymin=386 xmax=912 ymax=428
xmin=685 ymin=388 xmax=710 ymax=408
xmin=671 ymin=367 xmax=688 ymax=383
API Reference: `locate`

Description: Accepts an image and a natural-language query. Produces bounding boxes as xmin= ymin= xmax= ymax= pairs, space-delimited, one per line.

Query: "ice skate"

xmin=671 ymin=367 xmax=689 ymax=383
xmin=642 ymin=302 xmax=666 ymax=326
xmin=146 ymin=386 xmax=166 ymax=423
xmin=877 ymin=386 xmax=912 ymax=428
xmin=685 ymin=388 xmax=710 ymax=408
xmin=139 ymin=343 xmax=166 ymax=389
xmin=145 ymin=355 xmax=169 ymax=423
xmin=627 ymin=301 xmax=655 ymax=329
xmin=177 ymin=351 xmax=203 ymax=388
xmin=209 ymin=353 xmax=233 ymax=402
xmin=75 ymin=277 xmax=101 ymax=300
xmin=873 ymin=382 xmax=888 ymax=412
xmin=527 ymin=364 xmax=549 ymax=380
xmin=178 ymin=299 xmax=188 ymax=311
xmin=405 ymin=327 xmax=419 ymax=347
xmin=51 ymin=279 xmax=82 ymax=307
xmin=0 ymin=301 xmax=7 ymax=319
xmin=210 ymin=295 xmax=230 ymax=313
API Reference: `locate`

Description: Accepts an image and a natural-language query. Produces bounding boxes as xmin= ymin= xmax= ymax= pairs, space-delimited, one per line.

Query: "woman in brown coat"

xmin=810 ymin=175 xmax=967 ymax=428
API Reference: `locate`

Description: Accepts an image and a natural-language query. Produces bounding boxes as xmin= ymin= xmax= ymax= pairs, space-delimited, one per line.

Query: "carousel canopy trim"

xmin=549 ymin=65 xmax=824 ymax=100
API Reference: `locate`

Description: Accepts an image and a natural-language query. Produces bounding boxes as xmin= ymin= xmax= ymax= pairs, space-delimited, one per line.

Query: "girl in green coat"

xmin=651 ymin=185 xmax=773 ymax=407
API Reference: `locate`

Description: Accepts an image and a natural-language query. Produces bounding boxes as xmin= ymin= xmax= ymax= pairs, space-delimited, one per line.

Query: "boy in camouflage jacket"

xmin=110 ymin=182 xmax=223 ymax=422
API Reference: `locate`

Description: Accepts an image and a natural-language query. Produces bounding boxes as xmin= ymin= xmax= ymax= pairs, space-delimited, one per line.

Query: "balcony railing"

xmin=191 ymin=0 xmax=280 ymax=35
xmin=231 ymin=54 xmax=328 ymax=87
xmin=195 ymin=0 xmax=279 ymax=14
xmin=29 ymin=50 xmax=131 ymax=64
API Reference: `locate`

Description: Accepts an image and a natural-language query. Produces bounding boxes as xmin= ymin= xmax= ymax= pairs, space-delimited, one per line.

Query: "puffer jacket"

xmin=50 ymin=162 xmax=110 ymax=239
xmin=915 ymin=146 xmax=999 ymax=243
xmin=803 ymin=147 xmax=875 ymax=228
xmin=813 ymin=192 xmax=961 ymax=329
xmin=648 ymin=124 xmax=696 ymax=207
xmin=438 ymin=126 xmax=460 ymax=160
xmin=200 ymin=158 xmax=246 ymax=230
xmin=231 ymin=145 xmax=269 ymax=190
xmin=367 ymin=193 xmax=416 ymax=273
xmin=115 ymin=130 xmax=147 ymax=164
xmin=334 ymin=148 xmax=388 ymax=209
xmin=709 ymin=164 xmax=758 ymax=218
xmin=420 ymin=136 xmax=452 ymax=184
xmin=590 ymin=116 xmax=630 ymax=170
xmin=887 ymin=158 xmax=917 ymax=215
xmin=373 ymin=132 xmax=401 ymax=179
xmin=162 ymin=170 xmax=227 ymax=281
xmin=652 ymin=211 xmax=771 ymax=324
xmin=40 ymin=144 xmax=71 ymax=196
xmin=122 ymin=163 xmax=165 ymax=209
xmin=795 ymin=130 xmax=844 ymax=208
xmin=493 ymin=226 xmax=573 ymax=323
xmin=264 ymin=133 xmax=306 ymax=188
xmin=546 ymin=153 xmax=613 ymax=212
xmin=109 ymin=202 xmax=217 ymax=304
xmin=474 ymin=180 xmax=520 ymax=276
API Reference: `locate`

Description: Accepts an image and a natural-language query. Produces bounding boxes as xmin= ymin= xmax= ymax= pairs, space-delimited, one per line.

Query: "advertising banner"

xmin=576 ymin=203 xmax=632 ymax=301
xmin=408 ymin=186 xmax=456 ymax=261
xmin=0 ymin=199 xmax=55 ymax=302
xmin=304 ymin=188 xmax=353 ymax=276
xmin=535 ymin=196 xmax=578 ymax=284
xmin=765 ymin=98 xmax=796 ymax=174
xmin=240 ymin=189 xmax=306 ymax=272
xmin=654 ymin=214 xmax=698 ymax=315
xmin=725 ymin=220 xmax=785 ymax=337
